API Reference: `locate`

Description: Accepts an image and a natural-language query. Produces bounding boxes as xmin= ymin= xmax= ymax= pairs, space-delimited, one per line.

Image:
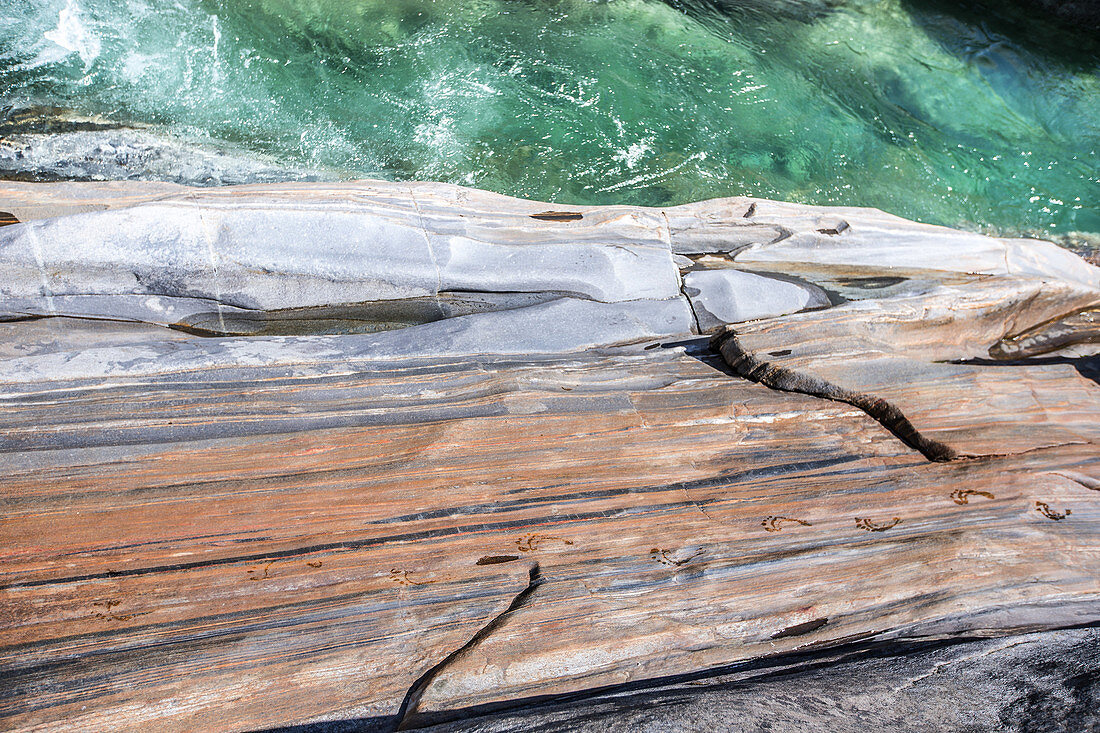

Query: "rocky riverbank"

xmin=0 ymin=181 xmax=1097 ymax=731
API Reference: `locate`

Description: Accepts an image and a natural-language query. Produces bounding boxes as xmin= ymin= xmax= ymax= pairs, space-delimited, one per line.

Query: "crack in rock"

xmin=397 ymin=563 xmax=542 ymax=730
xmin=712 ymin=331 xmax=957 ymax=462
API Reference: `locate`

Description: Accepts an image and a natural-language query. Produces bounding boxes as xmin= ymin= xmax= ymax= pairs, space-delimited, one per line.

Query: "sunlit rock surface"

xmin=682 ymin=269 xmax=830 ymax=331
xmin=0 ymin=181 xmax=1097 ymax=732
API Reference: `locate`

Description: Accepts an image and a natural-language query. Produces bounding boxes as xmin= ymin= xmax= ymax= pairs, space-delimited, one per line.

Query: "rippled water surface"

xmin=1 ymin=0 xmax=1098 ymax=238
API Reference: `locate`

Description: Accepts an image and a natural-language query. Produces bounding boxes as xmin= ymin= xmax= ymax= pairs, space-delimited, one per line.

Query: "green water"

xmin=1 ymin=0 xmax=1098 ymax=238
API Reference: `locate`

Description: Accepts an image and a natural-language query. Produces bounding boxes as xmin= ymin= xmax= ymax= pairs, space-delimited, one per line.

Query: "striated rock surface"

xmin=714 ymin=277 xmax=1100 ymax=459
xmin=419 ymin=627 xmax=1100 ymax=733
xmin=0 ymin=180 xmax=1097 ymax=732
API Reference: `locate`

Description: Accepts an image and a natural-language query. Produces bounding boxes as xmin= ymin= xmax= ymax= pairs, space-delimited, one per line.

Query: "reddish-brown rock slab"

xmin=1 ymin=345 xmax=1098 ymax=731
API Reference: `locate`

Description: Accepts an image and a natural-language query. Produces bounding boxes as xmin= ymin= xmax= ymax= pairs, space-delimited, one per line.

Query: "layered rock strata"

xmin=0 ymin=181 xmax=1097 ymax=732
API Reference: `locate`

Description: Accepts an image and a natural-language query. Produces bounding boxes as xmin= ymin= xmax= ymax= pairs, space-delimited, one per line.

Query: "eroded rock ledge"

xmin=0 ymin=180 xmax=1097 ymax=732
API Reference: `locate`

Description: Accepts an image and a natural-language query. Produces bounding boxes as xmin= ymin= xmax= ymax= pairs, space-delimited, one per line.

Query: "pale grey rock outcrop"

xmin=0 ymin=296 xmax=695 ymax=392
xmin=0 ymin=187 xmax=682 ymax=329
xmin=5 ymin=180 xmax=1097 ymax=304
xmin=682 ymin=269 xmax=830 ymax=331
xmin=723 ymin=203 xmax=1100 ymax=291
xmin=2 ymin=179 xmax=1098 ymax=386
xmin=661 ymin=196 xmax=1100 ymax=291
xmin=0 ymin=317 xmax=196 ymax=361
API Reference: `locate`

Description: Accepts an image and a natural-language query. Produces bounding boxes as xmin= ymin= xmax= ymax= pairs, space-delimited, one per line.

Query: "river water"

xmin=1 ymin=0 xmax=1097 ymax=243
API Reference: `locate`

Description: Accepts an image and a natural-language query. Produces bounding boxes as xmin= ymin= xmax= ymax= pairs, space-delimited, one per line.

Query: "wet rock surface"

xmin=0 ymin=105 xmax=328 ymax=186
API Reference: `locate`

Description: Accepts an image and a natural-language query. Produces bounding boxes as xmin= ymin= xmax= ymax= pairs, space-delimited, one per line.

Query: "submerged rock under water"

xmin=0 ymin=127 xmax=330 ymax=186
xmin=0 ymin=103 xmax=330 ymax=185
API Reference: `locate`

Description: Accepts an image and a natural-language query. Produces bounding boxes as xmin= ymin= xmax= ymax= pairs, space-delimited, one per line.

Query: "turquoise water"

xmin=1 ymin=0 xmax=1098 ymax=238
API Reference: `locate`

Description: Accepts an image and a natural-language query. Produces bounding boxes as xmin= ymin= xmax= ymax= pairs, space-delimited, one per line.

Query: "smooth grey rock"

xmin=3 ymin=180 xmax=1097 ymax=364
xmin=0 ymin=191 xmax=681 ymax=326
xmin=669 ymin=222 xmax=784 ymax=255
xmin=731 ymin=211 xmax=1100 ymax=291
xmin=0 ymin=296 xmax=695 ymax=391
xmin=662 ymin=196 xmax=1100 ymax=291
xmin=0 ymin=180 xmax=190 ymax=222
xmin=0 ymin=317 xmax=198 ymax=360
xmin=0 ymin=294 xmax=255 ymax=329
xmin=0 ymin=291 xmax=567 ymax=337
xmin=683 ymin=268 xmax=830 ymax=331
xmin=1 ymin=180 xmax=1099 ymax=733
xmin=4 ymin=180 xmax=1097 ymax=305
xmin=672 ymin=254 xmax=695 ymax=270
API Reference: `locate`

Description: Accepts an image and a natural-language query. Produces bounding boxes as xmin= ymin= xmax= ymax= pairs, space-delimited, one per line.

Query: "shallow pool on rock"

xmin=1 ymin=0 xmax=1097 ymax=241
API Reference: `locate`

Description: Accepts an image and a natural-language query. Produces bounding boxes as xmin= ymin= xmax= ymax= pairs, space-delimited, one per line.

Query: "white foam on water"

xmin=211 ymin=15 xmax=221 ymax=85
xmin=613 ymin=139 xmax=653 ymax=170
xmin=42 ymin=0 xmax=100 ymax=70
xmin=121 ymin=52 xmax=155 ymax=82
